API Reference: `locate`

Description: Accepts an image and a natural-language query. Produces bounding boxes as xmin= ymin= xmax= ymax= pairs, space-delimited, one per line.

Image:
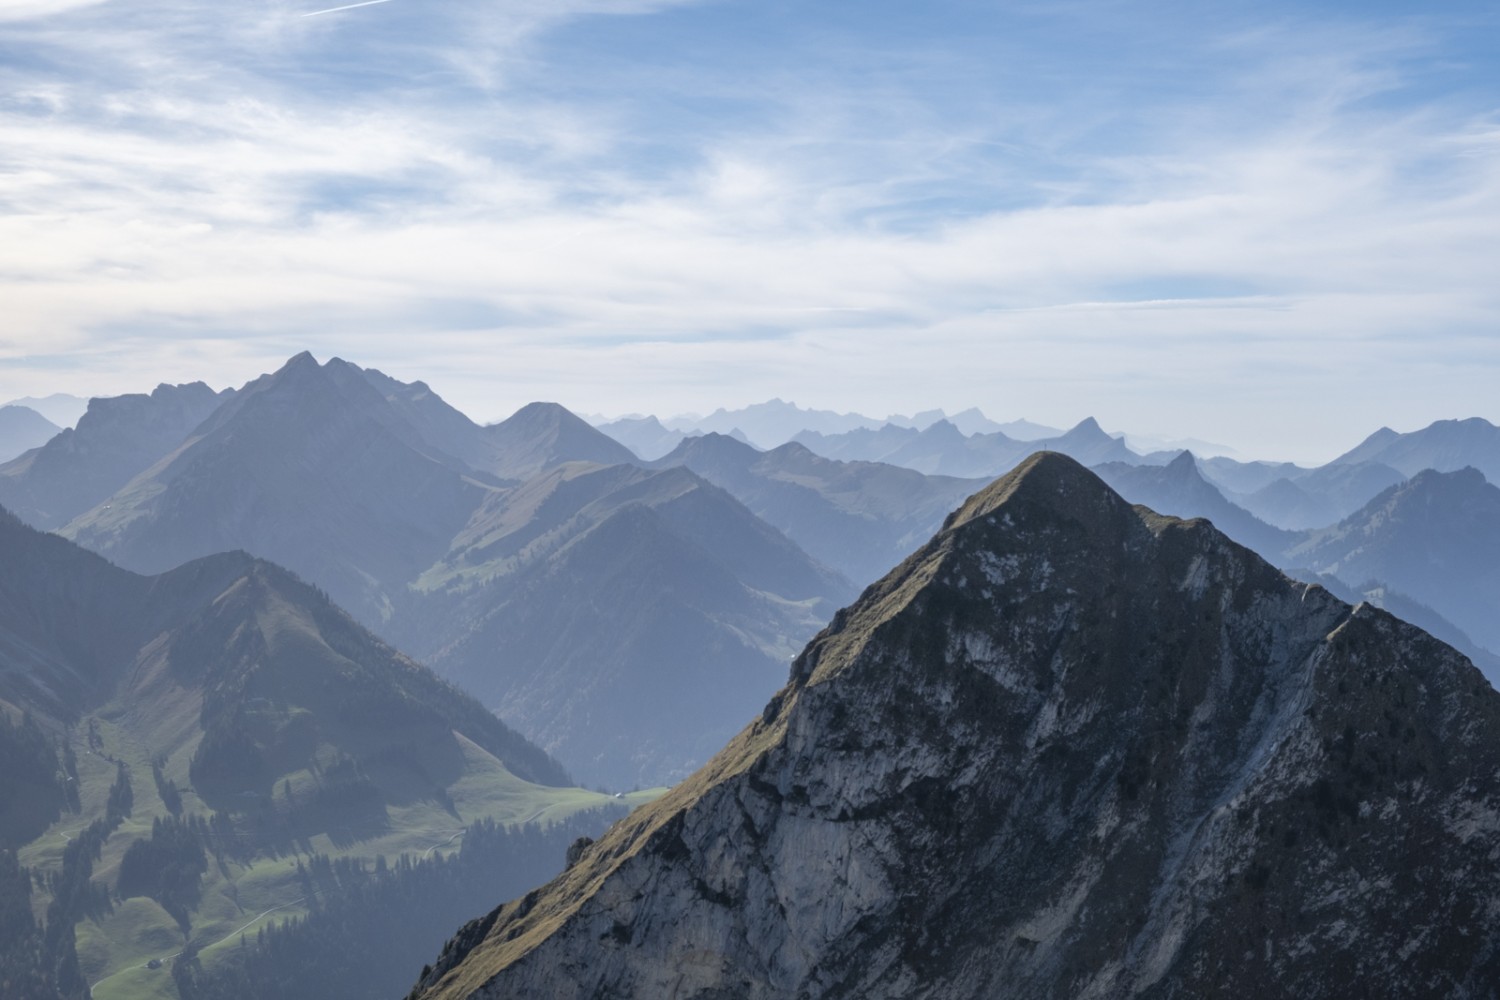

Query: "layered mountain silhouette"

xmin=648 ymin=432 xmax=984 ymax=585
xmin=594 ymin=414 xmax=688 ymax=461
xmin=10 ymin=354 xmax=848 ymax=788
xmin=58 ymin=353 xmax=487 ymax=627
xmin=794 ymin=417 xmax=1151 ymax=479
xmin=408 ymin=454 xmax=1500 ymax=999
xmin=0 ymin=405 xmax=59 ymax=463
xmin=390 ymin=460 xmax=853 ymax=790
xmin=1331 ymin=417 xmax=1500 ymax=484
xmin=1287 ymin=467 xmax=1500 ymax=659
xmin=1200 ymin=457 xmax=1405 ymax=531
xmin=1091 ymin=451 xmax=1295 ymax=558
xmin=0 ymin=381 xmax=230 ymax=529
xmin=0 ymin=392 xmax=88 ymax=429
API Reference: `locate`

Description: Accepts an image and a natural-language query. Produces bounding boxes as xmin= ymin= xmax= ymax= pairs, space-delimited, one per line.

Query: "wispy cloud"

xmin=1 ymin=0 xmax=1497 ymax=460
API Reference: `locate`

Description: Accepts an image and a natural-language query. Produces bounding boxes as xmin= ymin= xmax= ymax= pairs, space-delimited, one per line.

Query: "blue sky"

xmin=1 ymin=0 xmax=1496 ymax=460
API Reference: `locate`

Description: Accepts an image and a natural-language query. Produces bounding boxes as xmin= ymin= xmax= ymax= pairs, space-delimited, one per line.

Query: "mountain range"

xmin=596 ymin=400 xmax=1064 ymax=457
xmin=5 ymin=355 xmax=1500 ymax=1000
xmin=646 ymin=432 xmax=985 ymax=586
xmin=2 ymin=354 xmax=849 ymax=790
xmin=407 ymin=454 xmax=1500 ymax=999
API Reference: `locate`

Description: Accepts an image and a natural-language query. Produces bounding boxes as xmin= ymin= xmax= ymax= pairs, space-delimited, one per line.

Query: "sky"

xmin=0 ymin=0 xmax=1497 ymax=462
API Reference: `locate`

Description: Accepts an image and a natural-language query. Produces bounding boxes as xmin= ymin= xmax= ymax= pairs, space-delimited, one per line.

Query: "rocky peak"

xmin=1163 ymin=448 xmax=1197 ymax=474
xmin=407 ymin=453 xmax=1500 ymax=999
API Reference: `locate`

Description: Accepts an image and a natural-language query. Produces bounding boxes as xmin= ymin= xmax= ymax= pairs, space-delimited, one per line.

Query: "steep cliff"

xmin=410 ymin=452 xmax=1500 ymax=1000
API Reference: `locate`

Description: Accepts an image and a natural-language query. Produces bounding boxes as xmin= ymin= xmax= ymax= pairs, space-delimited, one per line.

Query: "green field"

xmin=20 ymin=717 xmax=663 ymax=1000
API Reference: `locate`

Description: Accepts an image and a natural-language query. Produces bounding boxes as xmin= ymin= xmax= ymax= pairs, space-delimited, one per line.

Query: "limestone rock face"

xmin=411 ymin=453 xmax=1500 ymax=1000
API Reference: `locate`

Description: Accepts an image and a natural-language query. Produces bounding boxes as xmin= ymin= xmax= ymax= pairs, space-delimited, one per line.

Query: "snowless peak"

xmin=1165 ymin=449 xmax=1198 ymax=473
xmin=944 ymin=451 xmax=1122 ymax=534
xmin=406 ymin=425 xmax=1500 ymax=1000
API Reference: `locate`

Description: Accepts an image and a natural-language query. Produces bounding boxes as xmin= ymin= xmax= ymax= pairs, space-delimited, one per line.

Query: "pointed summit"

xmin=484 ymin=401 xmax=636 ymax=479
xmin=656 ymin=431 xmax=761 ymax=469
xmin=410 ymin=450 xmax=1500 ymax=1000
xmin=1042 ymin=417 xmax=1138 ymax=466
xmin=943 ymin=450 xmax=1125 ymax=534
xmin=1164 ymin=448 xmax=1197 ymax=472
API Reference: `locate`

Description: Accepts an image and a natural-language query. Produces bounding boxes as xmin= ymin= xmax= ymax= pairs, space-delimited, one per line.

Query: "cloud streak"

xmin=0 ymin=0 xmax=1497 ymax=461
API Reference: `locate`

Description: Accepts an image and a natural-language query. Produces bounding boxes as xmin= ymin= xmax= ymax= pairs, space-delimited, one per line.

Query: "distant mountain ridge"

xmin=0 ymin=405 xmax=60 ymax=463
xmin=1332 ymin=417 xmax=1500 ymax=483
xmin=648 ymin=432 xmax=985 ymax=586
xmin=0 ymin=392 xmax=88 ymax=429
xmin=607 ymin=399 xmax=1063 ymax=453
xmin=1286 ymin=467 xmax=1500 ymax=657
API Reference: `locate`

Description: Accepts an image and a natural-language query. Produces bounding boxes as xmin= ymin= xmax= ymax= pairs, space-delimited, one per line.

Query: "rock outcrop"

xmin=409 ymin=452 xmax=1500 ymax=999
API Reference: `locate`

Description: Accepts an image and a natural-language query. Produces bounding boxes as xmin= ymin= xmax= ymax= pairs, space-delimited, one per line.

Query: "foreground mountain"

xmin=0 ymin=381 xmax=230 ymax=529
xmin=0 ymin=405 xmax=59 ymax=463
xmin=649 ymin=433 xmax=985 ymax=585
xmin=409 ymin=453 xmax=1500 ymax=999
xmin=0 ymin=506 xmax=647 ymax=1000
xmin=1286 ymin=467 xmax=1500 ymax=666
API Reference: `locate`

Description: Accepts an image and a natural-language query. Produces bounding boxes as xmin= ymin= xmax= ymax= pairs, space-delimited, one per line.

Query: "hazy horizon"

xmin=3 ymin=0 xmax=1496 ymax=464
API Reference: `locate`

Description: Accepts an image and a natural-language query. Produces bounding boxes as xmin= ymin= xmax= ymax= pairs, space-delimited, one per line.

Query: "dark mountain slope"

xmin=0 ymin=381 xmax=229 ymax=529
xmin=1286 ymin=467 xmax=1500 ymax=659
xmin=651 ymin=433 xmax=985 ymax=585
xmin=410 ymin=453 xmax=1500 ymax=1000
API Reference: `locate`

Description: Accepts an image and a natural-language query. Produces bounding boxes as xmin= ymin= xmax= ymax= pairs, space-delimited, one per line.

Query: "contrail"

xmin=301 ymin=0 xmax=394 ymax=17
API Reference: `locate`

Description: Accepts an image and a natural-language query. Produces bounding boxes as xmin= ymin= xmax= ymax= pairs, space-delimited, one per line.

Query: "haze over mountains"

xmin=0 ymin=406 xmax=60 ymax=464
xmin=0 ymin=354 xmax=853 ymax=790
xmin=5 ymin=353 xmax=1500 ymax=1000
xmin=408 ymin=456 xmax=1500 ymax=999
xmin=599 ymin=397 xmax=1500 ymax=681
